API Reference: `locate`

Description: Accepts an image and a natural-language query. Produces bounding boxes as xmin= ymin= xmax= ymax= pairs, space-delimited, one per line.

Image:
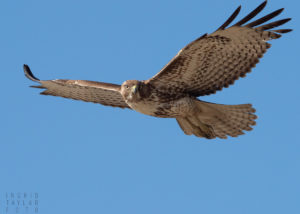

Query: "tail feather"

xmin=212 ymin=125 xmax=228 ymax=139
xmin=176 ymin=117 xmax=193 ymax=135
xmin=176 ymin=100 xmax=257 ymax=139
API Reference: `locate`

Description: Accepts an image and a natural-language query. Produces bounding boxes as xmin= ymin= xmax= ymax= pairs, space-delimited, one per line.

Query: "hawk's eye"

xmin=125 ymin=85 xmax=129 ymax=89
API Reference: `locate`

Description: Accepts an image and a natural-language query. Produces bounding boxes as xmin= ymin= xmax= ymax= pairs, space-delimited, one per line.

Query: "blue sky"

xmin=0 ymin=0 xmax=299 ymax=213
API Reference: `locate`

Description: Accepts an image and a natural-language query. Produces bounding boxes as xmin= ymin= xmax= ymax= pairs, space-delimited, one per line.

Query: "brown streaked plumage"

xmin=24 ymin=65 xmax=129 ymax=108
xmin=23 ymin=1 xmax=292 ymax=139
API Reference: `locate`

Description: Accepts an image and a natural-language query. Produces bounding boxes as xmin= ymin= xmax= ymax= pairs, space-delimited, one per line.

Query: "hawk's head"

xmin=121 ymin=80 xmax=143 ymax=102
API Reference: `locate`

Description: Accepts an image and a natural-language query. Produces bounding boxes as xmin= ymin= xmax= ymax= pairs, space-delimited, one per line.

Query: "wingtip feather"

xmin=233 ymin=0 xmax=268 ymax=26
xmin=216 ymin=5 xmax=241 ymax=31
xmin=246 ymin=8 xmax=285 ymax=28
xmin=272 ymin=29 xmax=292 ymax=33
xmin=256 ymin=18 xmax=292 ymax=31
xmin=23 ymin=64 xmax=40 ymax=82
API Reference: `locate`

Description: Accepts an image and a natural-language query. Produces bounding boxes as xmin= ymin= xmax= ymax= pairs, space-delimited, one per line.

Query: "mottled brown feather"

xmin=146 ymin=1 xmax=291 ymax=97
xmin=23 ymin=65 xmax=130 ymax=109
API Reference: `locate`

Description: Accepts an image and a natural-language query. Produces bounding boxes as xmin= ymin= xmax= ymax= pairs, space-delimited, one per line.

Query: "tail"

xmin=176 ymin=100 xmax=257 ymax=139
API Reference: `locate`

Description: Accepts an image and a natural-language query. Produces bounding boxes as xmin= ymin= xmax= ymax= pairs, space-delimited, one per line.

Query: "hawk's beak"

xmin=131 ymin=85 xmax=137 ymax=94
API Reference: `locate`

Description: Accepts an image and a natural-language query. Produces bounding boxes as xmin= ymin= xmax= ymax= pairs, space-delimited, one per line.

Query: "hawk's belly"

xmin=126 ymin=97 xmax=195 ymax=118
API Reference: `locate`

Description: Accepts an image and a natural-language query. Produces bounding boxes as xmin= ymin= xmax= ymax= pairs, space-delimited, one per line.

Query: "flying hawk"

xmin=24 ymin=1 xmax=291 ymax=139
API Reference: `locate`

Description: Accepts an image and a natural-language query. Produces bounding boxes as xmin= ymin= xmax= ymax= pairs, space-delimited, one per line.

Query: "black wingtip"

xmin=217 ymin=5 xmax=241 ymax=31
xmin=234 ymin=0 xmax=268 ymax=26
xmin=255 ymin=18 xmax=292 ymax=31
xmin=272 ymin=29 xmax=293 ymax=34
xmin=262 ymin=0 xmax=268 ymax=7
xmin=23 ymin=64 xmax=40 ymax=82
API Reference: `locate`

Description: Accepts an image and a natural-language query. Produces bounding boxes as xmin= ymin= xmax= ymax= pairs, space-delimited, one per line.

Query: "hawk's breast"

xmin=126 ymin=97 xmax=195 ymax=118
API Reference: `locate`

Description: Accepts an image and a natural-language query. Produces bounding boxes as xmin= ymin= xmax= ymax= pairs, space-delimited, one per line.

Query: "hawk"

xmin=24 ymin=1 xmax=291 ymax=139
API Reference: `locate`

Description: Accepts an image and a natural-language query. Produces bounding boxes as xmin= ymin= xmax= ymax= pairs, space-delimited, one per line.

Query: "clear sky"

xmin=0 ymin=0 xmax=299 ymax=213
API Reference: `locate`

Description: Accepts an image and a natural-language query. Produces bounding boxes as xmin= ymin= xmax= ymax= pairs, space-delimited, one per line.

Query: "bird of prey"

xmin=24 ymin=1 xmax=291 ymax=139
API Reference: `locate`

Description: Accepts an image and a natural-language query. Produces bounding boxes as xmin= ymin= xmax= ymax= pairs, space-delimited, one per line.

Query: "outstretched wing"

xmin=146 ymin=1 xmax=292 ymax=96
xmin=24 ymin=65 xmax=130 ymax=109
